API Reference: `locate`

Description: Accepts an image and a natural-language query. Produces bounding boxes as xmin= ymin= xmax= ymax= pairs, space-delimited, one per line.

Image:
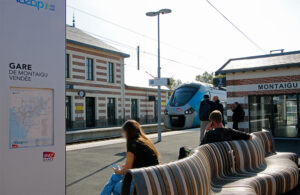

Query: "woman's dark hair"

xmin=122 ymin=120 xmax=160 ymax=158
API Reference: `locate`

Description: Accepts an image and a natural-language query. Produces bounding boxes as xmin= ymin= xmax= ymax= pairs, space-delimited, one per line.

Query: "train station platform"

xmin=66 ymin=128 xmax=300 ymax=195
xmin=66 ymin=123 xmax=166 ymax=144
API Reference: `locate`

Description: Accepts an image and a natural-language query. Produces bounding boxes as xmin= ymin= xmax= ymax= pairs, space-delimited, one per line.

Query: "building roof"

xmin=216 ymin=50 xmax=300 ymax=74
xmin=66 ymin=25 xmax=130 ymax=58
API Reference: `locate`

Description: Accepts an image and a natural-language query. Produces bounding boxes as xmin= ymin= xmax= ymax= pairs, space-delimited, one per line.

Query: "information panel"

xmin=9 ymin=88 xmax=54 ymax=149
xmin=0 ymin=0 xmax=66 ymax=194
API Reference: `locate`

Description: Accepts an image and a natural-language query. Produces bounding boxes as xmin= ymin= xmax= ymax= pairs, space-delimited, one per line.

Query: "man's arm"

xmin=231 ymin=129 xmax=251 ymax=140
xmin=200 ymin=132 xmax=212 ymax=145
xmin=220 ymin=104 xmax=224 ymax=114
xmin=205 ymin=122 xmax=213 ymax=131
xmin=199 ymin=101 xmax=203 ymax=118
xmin=210 ymin=101 xmax=217 ymax=111
xmin=199 ymin=101 xmax=203 ymax=112
xmin=200 ymin=134 xmax=208 ymax=145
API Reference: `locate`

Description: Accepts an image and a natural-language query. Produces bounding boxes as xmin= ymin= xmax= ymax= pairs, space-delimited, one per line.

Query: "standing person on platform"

xmin=232 ymin=102 xmax=245 ymax=130
xmin=213 ymin=96 xmax=225 ymax=125
xmin=199 ymin=94 xmax=216 ymax=144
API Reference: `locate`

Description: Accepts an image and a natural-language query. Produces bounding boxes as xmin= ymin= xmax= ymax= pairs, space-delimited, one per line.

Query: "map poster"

xmin=9 ymin=87 xmax=54 ymax=149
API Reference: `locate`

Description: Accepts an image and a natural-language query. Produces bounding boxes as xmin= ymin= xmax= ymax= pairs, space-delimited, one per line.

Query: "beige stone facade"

xmin=65 ymin=29 xmax=168 ymax=130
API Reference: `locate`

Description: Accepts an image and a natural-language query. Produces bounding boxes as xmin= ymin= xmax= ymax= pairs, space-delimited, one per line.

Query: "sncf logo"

xmin=43 ymin=151 xmax=55 ymax=162
xmin=16 ymin=0 xmax=55 ymax=11
xmin=12 ymin=144 xmax=19 ymax=148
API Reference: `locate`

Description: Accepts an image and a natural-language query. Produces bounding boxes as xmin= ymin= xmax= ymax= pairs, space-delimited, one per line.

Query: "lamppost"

xmin=146 ymin=8 xmax=172 ymax=142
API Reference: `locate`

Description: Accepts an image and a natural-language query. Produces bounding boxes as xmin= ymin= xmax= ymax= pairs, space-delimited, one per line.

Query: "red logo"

xmin=176 ymin=108 xmax=182 ymax=112
xmin=43 ymin=152 xmax=55 ymax=162
xmin=12 ymin=144 xmax=19 ymax=148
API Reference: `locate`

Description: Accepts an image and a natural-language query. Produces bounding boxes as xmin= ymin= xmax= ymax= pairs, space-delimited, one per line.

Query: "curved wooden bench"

xmin=121 ymin=130 xmax=299 ymax=195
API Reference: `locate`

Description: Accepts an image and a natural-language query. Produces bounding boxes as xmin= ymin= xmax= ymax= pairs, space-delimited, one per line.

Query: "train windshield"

xmin=170 ymin=87 xmax=198 ymax=107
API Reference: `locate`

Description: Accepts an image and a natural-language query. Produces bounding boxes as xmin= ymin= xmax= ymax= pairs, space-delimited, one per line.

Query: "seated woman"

xmin=100 ymin=120 xmax=160 ymax=195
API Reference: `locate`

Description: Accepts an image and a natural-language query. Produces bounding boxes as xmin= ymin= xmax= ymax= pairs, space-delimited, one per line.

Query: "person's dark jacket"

xmin=201 ymin=127 xmax=250 ymax=145
xmin=199 ymin=99 xmax=216 ymax=121
xmin=215 ymin=99 xmax=225 ymax=125
xmin=215 ymin=100 xmax=224 ymax=116
xmin=232 ymin=104 xmax=244 ymax=123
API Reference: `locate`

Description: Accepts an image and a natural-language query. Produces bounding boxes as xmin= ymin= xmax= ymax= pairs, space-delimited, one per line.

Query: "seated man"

xmin=201 ymin=110 xmax=251 ymax=145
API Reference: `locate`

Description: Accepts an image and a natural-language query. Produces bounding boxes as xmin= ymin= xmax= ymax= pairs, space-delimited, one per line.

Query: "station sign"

xmin=257 ymin=81 xmax=300 ymax=91
xmin=149 ymin=78 xmax=170 ymax=86
xmin=227 ymin=81 xmax=300 ymax=92
xmin=0 ymin=0 xmax=66 ymax=194
xmin=213 ymin=77 xmax=226 ymax=87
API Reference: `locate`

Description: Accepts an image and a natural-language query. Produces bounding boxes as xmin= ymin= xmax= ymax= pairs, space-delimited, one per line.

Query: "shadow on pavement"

xmin=66 ymin=156 xmax=126 ymax=188
xmin=114 ymin=152 xmax=126 ymax=157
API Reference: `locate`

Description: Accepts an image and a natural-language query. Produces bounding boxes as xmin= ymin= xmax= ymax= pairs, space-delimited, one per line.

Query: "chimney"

xmin=270 ymin=49 xmax=284 ymax=54
xmin=72 ymin=11 xmax=75 ymax=27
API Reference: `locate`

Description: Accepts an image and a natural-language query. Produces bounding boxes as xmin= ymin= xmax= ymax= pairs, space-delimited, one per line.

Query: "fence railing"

xmin=66 ymin=117 xmax=161 ymax=131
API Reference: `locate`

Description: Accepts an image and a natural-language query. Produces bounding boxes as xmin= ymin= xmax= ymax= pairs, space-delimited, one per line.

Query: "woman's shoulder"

xmin=128 ymin=139 xmax=138 ymax=146
xmin=127 ymin=139 xmax=139 ymax=153
xmin=127 ymin=139 xmax=143 ymax=149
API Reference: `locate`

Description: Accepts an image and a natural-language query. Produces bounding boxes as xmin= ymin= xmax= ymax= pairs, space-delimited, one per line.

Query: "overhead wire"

xmin=82 ymin=29 xmax=211 ymax=71
xmin=67 ymin=5 xmax=210 ymax=60
xmin=68 ymin=2 xmax=267 ymax=73
xmin=206 ymin=0 xmax=267 ymax=54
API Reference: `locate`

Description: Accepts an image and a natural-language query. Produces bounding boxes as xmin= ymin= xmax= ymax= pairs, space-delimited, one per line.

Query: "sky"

xmin=66 ymin=0 xmax=300 ymax=83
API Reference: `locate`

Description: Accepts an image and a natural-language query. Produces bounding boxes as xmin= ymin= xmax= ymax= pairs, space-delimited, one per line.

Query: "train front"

xmin=164 ymin=84 xmax=202 ymax=129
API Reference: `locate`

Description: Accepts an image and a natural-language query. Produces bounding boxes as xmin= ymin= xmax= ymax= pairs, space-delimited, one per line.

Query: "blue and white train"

xmin=164 ymin=82 xmax=226 ymax=129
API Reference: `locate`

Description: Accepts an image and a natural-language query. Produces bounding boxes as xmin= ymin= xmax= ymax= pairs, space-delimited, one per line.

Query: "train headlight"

xmin=164 ymin=109 xmax=169 ymax=115
xmin=184 ymin=107 xmax=194 ymax=115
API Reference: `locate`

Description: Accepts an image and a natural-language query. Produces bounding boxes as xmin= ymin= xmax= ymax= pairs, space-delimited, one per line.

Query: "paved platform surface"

xmin=67 ymin=129 xmax=300 ymax=195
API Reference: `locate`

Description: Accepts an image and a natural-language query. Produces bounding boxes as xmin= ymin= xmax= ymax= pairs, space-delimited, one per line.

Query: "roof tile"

xmin=216 ymin=51 xmax=300 ymax=74
xmin=66 ymin=25 xmax=129 ymax=57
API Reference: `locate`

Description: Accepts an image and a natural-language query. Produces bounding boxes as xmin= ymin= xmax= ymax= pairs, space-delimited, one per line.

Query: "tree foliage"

xmin=214 ymin=74 xmax=225 ymax=79
xmin=195 ymin=71 xmax=214 ymax=84
xmin=168 ymin=77 xmax=182 ymax=90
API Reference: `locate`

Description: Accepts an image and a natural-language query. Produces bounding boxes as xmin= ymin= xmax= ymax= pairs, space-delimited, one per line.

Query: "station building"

xmin=65 ymin=25 xmax=168 ymax=130
xmin=216 ymin=51 xmax=300 ymax=139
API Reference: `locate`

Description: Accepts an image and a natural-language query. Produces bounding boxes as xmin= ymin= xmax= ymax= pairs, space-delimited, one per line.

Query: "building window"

xmin=108 ymin=62 xmax=114 ymax=83
xmin=66 ymin=54 xmax=70 ymax=78
xmin=249 ymin=94 xmax=299 ymax=138
xmin=131 ymin=99 xmax=138 ymax=120
xmin=107 ymin=98 xmax=116 ymax=125
xmin=86 ymin=97 xmax=96 ymax=127
xmin=65 ymin=96 xmax=72 ymax=129
xmin=249 ymin=96 xmax=273 ymax=132
xmin=86 ymin=58 xmax=94 ymax=80
xmin=154 ymin=100 xmax=158 ymax=122
xmin=273 ymin=95 xmax=298 ymax=138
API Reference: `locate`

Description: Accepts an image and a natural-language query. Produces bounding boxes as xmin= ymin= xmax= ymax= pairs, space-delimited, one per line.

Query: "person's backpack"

xmin=178 ymin=146 xmax=192 ymax=160
xmin=199 ymin=101 xmax=211 ymax=121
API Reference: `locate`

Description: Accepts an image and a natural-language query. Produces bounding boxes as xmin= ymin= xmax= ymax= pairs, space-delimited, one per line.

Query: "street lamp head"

xmin=146 ymin=11 xmax=159 ymax=17
xmin=146 ymin=9 xmax=172 ymax=16
xmin=159 ymin=8 xmax=172 ymax=14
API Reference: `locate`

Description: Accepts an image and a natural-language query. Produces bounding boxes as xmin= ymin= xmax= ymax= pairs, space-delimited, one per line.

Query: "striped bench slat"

xmin=121 ymin=130 xmax=299 ymax=195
